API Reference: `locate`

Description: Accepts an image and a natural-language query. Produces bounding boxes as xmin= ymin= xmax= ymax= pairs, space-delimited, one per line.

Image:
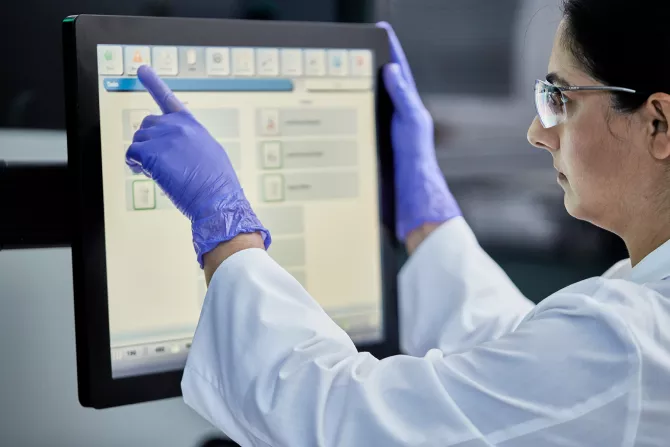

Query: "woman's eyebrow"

xmin=546 ymin=72 xmax=572 ymax=87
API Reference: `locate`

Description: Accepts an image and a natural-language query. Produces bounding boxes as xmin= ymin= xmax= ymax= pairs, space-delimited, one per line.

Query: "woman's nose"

xmin=527 ymin=116 xmax=559 ymax=152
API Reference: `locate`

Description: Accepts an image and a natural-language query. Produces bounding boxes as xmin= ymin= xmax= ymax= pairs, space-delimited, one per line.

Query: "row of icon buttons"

xmin=98 ymin=45 xmax=373 ymax=77
xmin=111 ymin=339 xmax=192 ymax=361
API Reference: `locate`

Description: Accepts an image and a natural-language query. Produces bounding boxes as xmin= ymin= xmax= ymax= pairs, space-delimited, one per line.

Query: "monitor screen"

xmin=95 ymin=44 xmax=383 ymax=379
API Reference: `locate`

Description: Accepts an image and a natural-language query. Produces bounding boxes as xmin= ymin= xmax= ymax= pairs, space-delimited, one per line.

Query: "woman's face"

xmin=527 ymin=22 xmax=657 ymax=233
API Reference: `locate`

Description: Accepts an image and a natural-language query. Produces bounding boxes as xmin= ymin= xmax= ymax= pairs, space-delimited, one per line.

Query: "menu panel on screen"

xmin=96 ymin=44 xmax=383 ymax=379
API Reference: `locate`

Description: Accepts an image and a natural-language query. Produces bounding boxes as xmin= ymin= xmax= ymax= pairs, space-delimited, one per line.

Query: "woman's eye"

xmin=549 ymin=92 xmax=563 ymax=111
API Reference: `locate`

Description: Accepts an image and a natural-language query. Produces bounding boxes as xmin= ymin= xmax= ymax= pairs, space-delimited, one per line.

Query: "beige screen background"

xmin=97 ymin=46 xmax=383 ymax=361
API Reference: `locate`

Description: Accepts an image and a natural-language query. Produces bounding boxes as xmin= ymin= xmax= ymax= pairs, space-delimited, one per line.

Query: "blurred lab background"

xmin=0 ymin=0 xmax=627 ymax=445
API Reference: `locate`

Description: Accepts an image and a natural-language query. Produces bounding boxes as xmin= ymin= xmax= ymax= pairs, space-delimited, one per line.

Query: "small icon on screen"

xmin=133 ymin=50 xmax=143 ymax=63
xmin=333 ymin=56 xmax=342 ymax=68
xmin=212 ymin=52 xmax=223 ymax=64
xmin=187 ymin=49 xmax=197 ymax=66
xmin=356 ymin=55 xmax=364 ymax=67
xmin=260 ymin=109 xmax=280 ymax=135
xmin=104 ymin=50 xmax=113 ymax=61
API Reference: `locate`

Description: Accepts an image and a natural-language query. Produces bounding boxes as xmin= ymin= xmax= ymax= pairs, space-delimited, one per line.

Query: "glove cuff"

xmin=192 ymin=189 xmax=271 ymax=268
xmin=396 ymin=168 xmax=462 ymax=242
xmin=396 ymin=200 xmax=462 ymax=243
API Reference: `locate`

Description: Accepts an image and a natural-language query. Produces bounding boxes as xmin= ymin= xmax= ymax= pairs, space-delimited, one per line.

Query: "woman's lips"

xmin=554 ymin=164 xmax=567 ymax=182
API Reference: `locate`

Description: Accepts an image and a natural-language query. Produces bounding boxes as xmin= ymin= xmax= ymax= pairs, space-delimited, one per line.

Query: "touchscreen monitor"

xmin=63 ymin=14 xmax=397 ymax=408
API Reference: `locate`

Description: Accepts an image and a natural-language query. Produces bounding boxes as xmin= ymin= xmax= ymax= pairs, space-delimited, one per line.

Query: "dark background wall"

xmin=0 ymin=0 xmax=348 ymax=129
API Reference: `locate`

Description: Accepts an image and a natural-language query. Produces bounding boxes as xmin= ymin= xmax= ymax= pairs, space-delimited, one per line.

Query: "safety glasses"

xmin=534 ymin=79 xmax=639 ymax=128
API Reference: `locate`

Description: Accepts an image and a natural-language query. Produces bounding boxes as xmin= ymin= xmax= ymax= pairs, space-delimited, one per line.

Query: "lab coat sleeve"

xmin=181 ymin=249 xmax=640 ymax=447
xmin=399 ymin=216 xmax=535 ymax=356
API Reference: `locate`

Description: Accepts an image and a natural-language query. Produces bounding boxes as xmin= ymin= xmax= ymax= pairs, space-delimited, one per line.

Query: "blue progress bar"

xmin=103 ymin=78 xmax=294 ymax=92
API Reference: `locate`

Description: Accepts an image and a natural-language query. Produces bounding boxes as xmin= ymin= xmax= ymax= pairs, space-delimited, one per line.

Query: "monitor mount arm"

xmin=0 ymin=160 xmax=71 ymax=250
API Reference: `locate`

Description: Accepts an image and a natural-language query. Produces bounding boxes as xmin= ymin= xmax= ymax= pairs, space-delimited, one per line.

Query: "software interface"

xmin=96 ymin=44 xmax=383 ymax=378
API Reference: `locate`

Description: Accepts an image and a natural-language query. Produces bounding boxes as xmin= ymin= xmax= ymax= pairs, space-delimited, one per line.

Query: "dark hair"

xmin=561 ymin=0 xmax=670 ymax=113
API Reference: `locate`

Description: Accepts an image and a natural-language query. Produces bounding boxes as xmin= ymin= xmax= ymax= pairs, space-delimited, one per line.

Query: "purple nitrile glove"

xmin=376 ymin=22 xmax=462 ymax=242
xmin=126 ymin=65 xmax=271 ymax=268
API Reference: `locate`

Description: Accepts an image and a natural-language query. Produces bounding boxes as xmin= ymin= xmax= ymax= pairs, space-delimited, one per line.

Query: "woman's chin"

xmin=563 ymin=192 xmax=597 ymax=225
xmin=562 ymin=190 xmax=581 ymax=218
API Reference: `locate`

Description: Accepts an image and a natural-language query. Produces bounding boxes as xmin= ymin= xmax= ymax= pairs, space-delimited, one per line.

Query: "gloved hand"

xmin=377 ymin=22 xmax=462 ymax=243
xmin=126 ymin=65 xmax=271 ymax=268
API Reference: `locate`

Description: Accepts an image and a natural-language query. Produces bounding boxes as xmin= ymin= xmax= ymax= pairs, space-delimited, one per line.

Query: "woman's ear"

xmin=645 ymin=93 xmax=670 ymax=160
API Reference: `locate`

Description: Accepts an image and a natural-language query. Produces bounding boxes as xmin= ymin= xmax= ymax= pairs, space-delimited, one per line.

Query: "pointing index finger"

xmin=137 ymin=65 xmax=186 ymax=114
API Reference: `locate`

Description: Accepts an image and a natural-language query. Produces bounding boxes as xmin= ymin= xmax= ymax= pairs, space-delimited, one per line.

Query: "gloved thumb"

xmin=383 ymin=63 xmax=421 ymax=115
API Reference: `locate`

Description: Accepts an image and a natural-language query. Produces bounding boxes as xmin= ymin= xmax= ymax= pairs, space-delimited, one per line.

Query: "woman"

xmin=127 ymin=0 xmax=670 ymax=445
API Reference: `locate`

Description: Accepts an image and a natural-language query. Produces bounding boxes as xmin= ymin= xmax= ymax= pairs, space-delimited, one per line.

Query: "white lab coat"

xmin=181 ymin=216 xmax=670 ymax=446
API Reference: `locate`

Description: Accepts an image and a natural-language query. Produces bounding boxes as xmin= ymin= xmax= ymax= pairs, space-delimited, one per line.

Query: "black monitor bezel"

xmin=63 ymin=14 xmax=398 ymax=409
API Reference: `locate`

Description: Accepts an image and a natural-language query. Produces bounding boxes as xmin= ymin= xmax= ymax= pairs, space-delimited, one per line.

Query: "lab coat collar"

xmin=630 ymin=237 xmax=670 ymax=284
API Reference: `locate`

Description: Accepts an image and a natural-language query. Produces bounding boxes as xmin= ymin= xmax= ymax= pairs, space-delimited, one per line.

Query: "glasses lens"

xmin=535 ymin=80 xmax=565 ymax=128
